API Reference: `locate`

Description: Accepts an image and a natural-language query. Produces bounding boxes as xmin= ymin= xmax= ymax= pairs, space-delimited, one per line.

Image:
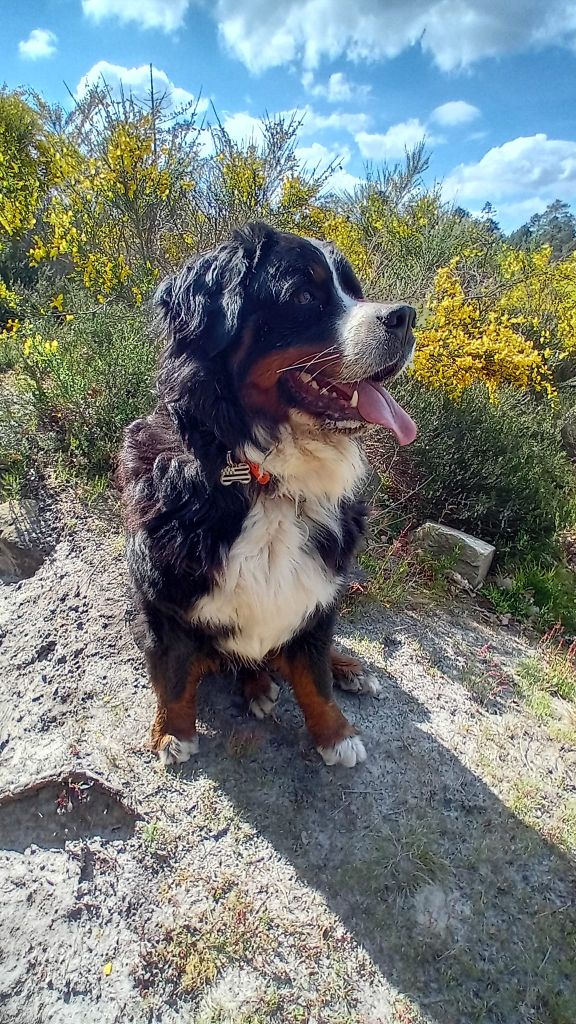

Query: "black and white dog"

xmin=118 ymin=222 xmax=417 ymax=768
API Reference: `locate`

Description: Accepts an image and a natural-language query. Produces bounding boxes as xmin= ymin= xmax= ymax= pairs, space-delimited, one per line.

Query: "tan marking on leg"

xmin=151 ymin=659 xmax=215 ymax=765
xmin=331 ymin=648 xmax=364 ymax=678
xmin=273 ymin=654 xmax=355 ymax=749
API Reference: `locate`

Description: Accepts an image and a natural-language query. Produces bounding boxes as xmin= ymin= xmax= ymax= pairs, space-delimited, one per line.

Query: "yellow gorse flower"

xmin=414 ymin=259 xmax=556 ymax=401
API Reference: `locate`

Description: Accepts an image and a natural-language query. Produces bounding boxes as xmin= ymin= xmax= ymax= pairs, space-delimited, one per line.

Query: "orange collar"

xmin=245 ymin=460 xmax=271 ymax=485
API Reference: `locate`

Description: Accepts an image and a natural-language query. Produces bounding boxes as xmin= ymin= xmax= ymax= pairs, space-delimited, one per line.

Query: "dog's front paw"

xmin=157 ymin=734 xmax=199 ymax=766
xmin=249 ymin=679 xmax=280 ymax=719
xmin=317 ymin=735 xmax=367 ymax=768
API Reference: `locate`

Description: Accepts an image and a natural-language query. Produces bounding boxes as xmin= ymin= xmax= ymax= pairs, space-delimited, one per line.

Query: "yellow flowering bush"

xmin=218 ymin=148 xmax=267 ymax=211
xmin=20 ymin=330 xmax=59 ymax=381
xmin=23 ymin=96 xmax=205 ymax=299
xmin=28 ymin=121 xmax=168 ymax=299
xmin=498 ymin=245 xmax=576 ymax=360
xmin=0 ymin=279 xmax=20 ymax=315
xmin=0 ymin=94 xmax=43 ymax=245
xmin=415 ymin=261 xmax=556 ymax=399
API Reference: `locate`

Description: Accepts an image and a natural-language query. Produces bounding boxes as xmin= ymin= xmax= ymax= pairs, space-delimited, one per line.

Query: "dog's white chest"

xmin=191 ymin=495 xmax=341 ymax=662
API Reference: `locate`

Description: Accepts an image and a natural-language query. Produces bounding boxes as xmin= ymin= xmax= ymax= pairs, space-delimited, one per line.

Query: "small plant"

xmin=547 ymin=799 xmax=576 ymax=856
xmin=135 ymin=888 xmax=274 ymax=1000
xmin=460 ymin=645 xmax=513 ymax=708
xmin=483 ymin=561 xmax=576 ymax=633
xmin=337 ymin=820 xmax=448 ymax=900
xmin=508 ymin=777 xmax=547 ymax=827
xmin=139 ymin=819 xmax=176 ymax=858
xmin=516 ymin=625 xmax=576 ymax=717
xmin=352 ymin=530 xmax=455 ymax=611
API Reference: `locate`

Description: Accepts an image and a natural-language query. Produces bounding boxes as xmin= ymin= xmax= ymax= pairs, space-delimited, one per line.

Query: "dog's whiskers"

xmin=309 ymin=357 xmax=339 ymax=382
xmin=276 ymin=355 xmax=337 ymax=375
xmin=276 ymin=345 xmax=339 ymax=376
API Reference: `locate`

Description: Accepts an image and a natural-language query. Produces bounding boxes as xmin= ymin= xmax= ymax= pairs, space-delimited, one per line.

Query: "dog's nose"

xmin=377 ymin=304 xmax=417 ymax=341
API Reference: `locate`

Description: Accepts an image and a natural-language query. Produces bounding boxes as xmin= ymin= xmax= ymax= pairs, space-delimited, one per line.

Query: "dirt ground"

xmin=0 ymin=491 xmax=575 ymax=1024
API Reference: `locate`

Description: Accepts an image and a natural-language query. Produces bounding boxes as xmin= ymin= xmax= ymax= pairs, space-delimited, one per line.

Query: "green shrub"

xmin=370 ymin=380 xmax=575 ymax=554
xmin=0 ymin=385 xmax=37 ymax=497
xmin=16 ymin=299 xmax=157 ymax=481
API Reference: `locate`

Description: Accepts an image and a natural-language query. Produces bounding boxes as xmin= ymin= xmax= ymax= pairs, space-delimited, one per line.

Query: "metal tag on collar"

xmin=220 ymin=452 xmax=252 ymax=486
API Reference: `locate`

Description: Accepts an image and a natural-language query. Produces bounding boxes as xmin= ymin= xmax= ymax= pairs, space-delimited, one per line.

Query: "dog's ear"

xmin=155 ymin=223 xmax=275 ymax=357
xmin=154 ymin=241 xmax=248 ymax=357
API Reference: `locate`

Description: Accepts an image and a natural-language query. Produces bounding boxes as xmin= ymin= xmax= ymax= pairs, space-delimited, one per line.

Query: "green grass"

xmin=138 ymin=819 xmax=178 ymax=859
xmin=135 ymin=887 xmax=275 ymax=999
xmin=516 ymin=629 xmax=576 ymax=718
xmin=350 ymin=539 xmax=455 ymax=612
xmin=0 ymin=385 xmax=37 ymax=498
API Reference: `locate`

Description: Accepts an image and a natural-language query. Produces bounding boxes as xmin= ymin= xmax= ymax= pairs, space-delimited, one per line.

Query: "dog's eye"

xmin=292 ymin=288 xmax=316 ymax=305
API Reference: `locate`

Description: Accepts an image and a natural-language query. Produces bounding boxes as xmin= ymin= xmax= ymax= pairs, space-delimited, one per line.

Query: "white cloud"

xmin=296 ymin=142 xmax=361 ymax=192
xmin=301 ymin=71 xmax=370 ymax=103
xmin=75 ymin=61 xmax=206 ymax=112
xmin=325 ymin=167 xmax=362 ymax=192
xmin=296 ymin=141 xmax=347 ymax=172
xmin=431 ymin=101 xmax=480 ymax=127
xmin=221 ymin=111 xmax=266 ymax=142
xmin=444 ymin=134 xmax=576 ymax=202
xmin=81 ymin=0 xmax=190 ymax=32
xmin=209 ymin=0 xmax=576 ymax=73
xmin=18 ymin=28 xmax=57 ymax=60
xmin=300 ymin=107 xmax=371 ymax=135
xmin=356 ymin=119 xmax=440 ymax=159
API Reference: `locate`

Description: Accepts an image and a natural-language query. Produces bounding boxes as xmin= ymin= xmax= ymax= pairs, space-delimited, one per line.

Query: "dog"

xmin=118 ymin=221 xmax=417 ymax=768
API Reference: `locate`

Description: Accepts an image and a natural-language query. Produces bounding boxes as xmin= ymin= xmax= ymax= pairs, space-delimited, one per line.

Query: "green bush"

xmin=0 ymin=386 xmax=37 ymax=497
xmin=15 ymin=299 xmax=157 ymax=482
xmin=369 ymin=380 xmax=576 ymax=554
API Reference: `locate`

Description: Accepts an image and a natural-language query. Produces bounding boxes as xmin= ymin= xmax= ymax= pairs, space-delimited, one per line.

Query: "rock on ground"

xmin=0 ymin=499 xmax=50 ymax=582
xmin=413 ymin=521 xmax=496 ymax=588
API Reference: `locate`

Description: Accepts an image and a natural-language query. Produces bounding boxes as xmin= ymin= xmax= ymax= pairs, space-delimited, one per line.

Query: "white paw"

xmin=335 ymin=670 xmax=382 ymax=697
xmin=249 ymin=680 xmax=280 ymax=720
xmin=158 ymin=735 xmax=199 ymax=766
xmin=317 ymin=735 xmax=367 ymax=768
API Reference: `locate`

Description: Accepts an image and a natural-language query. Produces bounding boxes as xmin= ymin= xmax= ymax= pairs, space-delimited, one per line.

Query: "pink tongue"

xmin=356 ymin=381 xmax=417 ymax=445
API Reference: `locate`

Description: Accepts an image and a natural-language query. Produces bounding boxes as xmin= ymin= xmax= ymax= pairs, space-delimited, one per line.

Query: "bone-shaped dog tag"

xmin=220 ymin=456 xmax=252 ymax=486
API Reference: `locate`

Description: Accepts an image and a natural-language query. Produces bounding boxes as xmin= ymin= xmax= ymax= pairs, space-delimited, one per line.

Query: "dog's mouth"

xmin=282 ymin=366 xmax=417 ymax=445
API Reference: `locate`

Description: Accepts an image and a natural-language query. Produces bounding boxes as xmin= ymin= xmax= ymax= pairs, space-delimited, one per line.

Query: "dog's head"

xmin=156 ymin=221 xmax=417 ymax=448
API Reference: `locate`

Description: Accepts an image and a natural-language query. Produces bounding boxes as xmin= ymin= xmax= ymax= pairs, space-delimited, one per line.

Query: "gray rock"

xmin=0 ymin=499 xmax=45 ymax=582
xmin=412 ymin=521 xmax=495 ymax=589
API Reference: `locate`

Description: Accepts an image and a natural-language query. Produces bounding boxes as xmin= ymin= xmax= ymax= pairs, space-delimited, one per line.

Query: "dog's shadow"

xmin=175 ymin=619 xmax=575 ymax=1024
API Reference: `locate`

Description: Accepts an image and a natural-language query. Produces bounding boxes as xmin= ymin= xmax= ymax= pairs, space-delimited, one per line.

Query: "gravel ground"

xmin=0 ymin=492 xmax=575 ymax=1024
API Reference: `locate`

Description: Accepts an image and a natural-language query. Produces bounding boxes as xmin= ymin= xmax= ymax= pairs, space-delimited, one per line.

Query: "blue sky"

xmin=4 ymin=0 xmax=576 ymax=231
